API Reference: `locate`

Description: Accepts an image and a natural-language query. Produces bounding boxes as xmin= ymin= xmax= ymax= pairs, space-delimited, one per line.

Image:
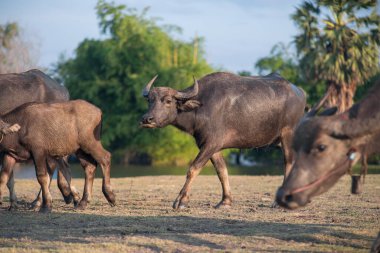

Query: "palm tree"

xmin=0 ymin=22 xmax=19 ymax=48
xmin=292 ymin=0 xmax=380 ymax=112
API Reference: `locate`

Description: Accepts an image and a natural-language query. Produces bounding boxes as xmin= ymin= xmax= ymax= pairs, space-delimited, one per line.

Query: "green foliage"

xmin=255 ymin=43 xmax=299 ymax=83
xmin=293 ymin=0 xmax=379 ymax=85
xmin=251 ymin=0 xmax=380 ymax=164
xmin=56 ymin=0 xmax=213 ymax=165
xmin=292 ymin=0 xmax=380 ymax=110
xmin=0 ymin=22 xmax=19 ymax=49
xmin=254 ymin=42 xmax=325 ymax=105
xmin=0 ymin=22 xmax=39 ymax=74
xmin=253 ymin=1 xmax=380 ymax=111
xmin=237 ymin=70 xmax=252 ymax=77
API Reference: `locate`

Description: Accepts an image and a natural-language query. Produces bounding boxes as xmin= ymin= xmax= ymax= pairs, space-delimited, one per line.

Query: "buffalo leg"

xmin=57 ymin=168 xmax=72 ymax=204
xmin=33 ymin=152 xmax=53 ymax=213
xmin=80 ymin=139 xmax=116 ymax=207
xmin=75 ymin=150 xmax=97 ymax=210
xmin=29 ymin=157 xmax=80 ymax=210
xmin=173 ymin=147 xmax=216 ymax=210
xmin=280 ymin=129 xmax=294 ymax=183
xmin=56 ymin=157 xmax=80 ymax=206
xmin=85 ymin=123 xmax=115 ymax=206
xmin=211 ymin=152 xmax=232 ymax=208
xmin=84 ymin=122 xmax=115 ymax=206
xmin=0 ymin=154 xmax=17 ymax=208
xmin=271 ymin=129 xmax=294 ymax=208
xmin=29 ymin=189 xmax=42 ymax=211
xmin=29 ymin=158 xmax=57 ymax=211
xmin=7 ymin=170 xmax=17 ymax=210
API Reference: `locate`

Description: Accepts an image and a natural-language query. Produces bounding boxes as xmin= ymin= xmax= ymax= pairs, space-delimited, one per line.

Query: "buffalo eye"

xmin=164 ymin=98 xmax=172 ymax=105
xmin=317 ymin=144 xmax=327 ymax=152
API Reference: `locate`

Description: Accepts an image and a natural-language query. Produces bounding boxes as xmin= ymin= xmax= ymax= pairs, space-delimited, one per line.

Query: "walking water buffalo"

xmin=276 ymin=79 xmax=380 ymax=209
xmin=140 ymin=72 xmax=306 ymax=209
xmin=0 ymin=69 xmax=77 ymax=209
xmin=0 ymin=100 xmax=116 ymax=212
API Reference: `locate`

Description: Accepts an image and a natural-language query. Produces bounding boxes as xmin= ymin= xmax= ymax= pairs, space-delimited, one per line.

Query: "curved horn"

xmin=174 ymin=76 xmax=199 ymax=100
xmin=306 ymin=86 xmax=333 ymax=117
xmin=142 ymin=75 xmax=158 ymax=98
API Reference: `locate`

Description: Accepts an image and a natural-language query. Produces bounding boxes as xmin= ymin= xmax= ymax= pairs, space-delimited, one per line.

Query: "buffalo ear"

xmin=319 ymin=107 xmax=338 ymax=116
xmin=1 ymin=123 xmax=21 ymax=135
xmin=177 ymin=100 xmax=202 ymax=112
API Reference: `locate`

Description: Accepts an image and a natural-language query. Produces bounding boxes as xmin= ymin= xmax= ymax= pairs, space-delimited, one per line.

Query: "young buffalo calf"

xmin=0 ymin=100 xmax=116 ymax=212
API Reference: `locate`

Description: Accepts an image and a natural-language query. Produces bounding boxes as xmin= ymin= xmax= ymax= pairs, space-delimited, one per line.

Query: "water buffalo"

xmin=140 ymin=72 xmax=306 ymax=209
xmin=0 ymin=100 xmax=116 ymax=212
xmin=0 ymin=69 xmax=77 ymax=209
xmin=276 ymin=79 xmax=380 ymax=209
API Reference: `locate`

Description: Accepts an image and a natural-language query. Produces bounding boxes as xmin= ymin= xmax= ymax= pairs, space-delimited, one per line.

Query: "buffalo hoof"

xmin=39 ymin=206 xmax=52 ymax=214
xmin=73 ymin=199 xmax=79 ymax=208
xmin=172 ymin=198 xmax=189 ymax=210
xmin=76 ymin=200 xmax=87 ymax=210
xmin=72 ymin=192 xmax=81 ymax=207
xmin=7 ymin=202 xmax=19 ymax=211
xmin=270 ymin=201 xmax=279 ymax=208
xmin=103 ymin=189 xmax=116 ymax=207
xmin=214 ymin=201 xmax=232 ymax=209
xmin=29 ymin=200 xmax=42 ymax=211
xmin=109 ymin=200 xmax=116 ymax=207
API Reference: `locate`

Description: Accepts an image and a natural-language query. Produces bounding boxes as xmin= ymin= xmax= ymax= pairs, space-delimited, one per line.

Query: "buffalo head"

xmin=140 ymin=76 xmax=201 ymax=128
xmin=276 ymin=109 xmax=378 ymax=209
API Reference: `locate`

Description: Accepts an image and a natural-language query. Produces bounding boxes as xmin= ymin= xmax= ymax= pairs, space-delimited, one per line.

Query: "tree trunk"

xmin=325 ymin=81 xmax=356 ymax=113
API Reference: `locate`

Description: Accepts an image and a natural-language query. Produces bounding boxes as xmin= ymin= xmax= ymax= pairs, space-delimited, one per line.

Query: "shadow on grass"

xmin=0 ymin=210 xmax=373 ymax=251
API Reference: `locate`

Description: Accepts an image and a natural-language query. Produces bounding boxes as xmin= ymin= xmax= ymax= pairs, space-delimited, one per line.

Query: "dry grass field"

xmin=0 ymin=174 xmax=379 ymax=252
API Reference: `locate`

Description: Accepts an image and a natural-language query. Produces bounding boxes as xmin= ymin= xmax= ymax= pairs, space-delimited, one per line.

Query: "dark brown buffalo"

xmin=0 ymin=100 xmax=116 ymax=212
xmin=276 ymin=79 xmax=380 ymax=209
xmin=140 ymin=72 xmax=306 ymax=209
xmin=0 ymin=69 xmax=76 ymax=209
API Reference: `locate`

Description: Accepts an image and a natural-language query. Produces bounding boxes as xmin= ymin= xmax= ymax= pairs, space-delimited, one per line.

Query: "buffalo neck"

xmin=171 ymin=110 xmax=196 ymax=135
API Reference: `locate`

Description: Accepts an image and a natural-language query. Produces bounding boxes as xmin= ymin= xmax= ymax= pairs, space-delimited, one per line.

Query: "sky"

xmin=0 ymin=0 xmax=303 ymax=73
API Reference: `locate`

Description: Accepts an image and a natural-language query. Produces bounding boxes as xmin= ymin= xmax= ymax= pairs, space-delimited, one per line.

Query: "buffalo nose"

xmin=275 ymin=187 xmax=292 ymax=208
xmin=141 ymin=115 xmax=154 ymax=124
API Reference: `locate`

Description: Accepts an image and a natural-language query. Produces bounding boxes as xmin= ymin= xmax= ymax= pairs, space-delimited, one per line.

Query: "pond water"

xmin=12 ymin=162 xmax=380 ymax=179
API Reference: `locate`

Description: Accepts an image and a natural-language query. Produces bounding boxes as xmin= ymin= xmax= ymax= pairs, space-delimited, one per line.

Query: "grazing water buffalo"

xmin=140 ymin=72 xmax=306 ymax=209
xmin=0 ymin=69 xmax=77 ymax=209
xmin=276 ymin=79 xmax=380 ymax=209
xmin=0 ymin=100 xmax=116 ymax=212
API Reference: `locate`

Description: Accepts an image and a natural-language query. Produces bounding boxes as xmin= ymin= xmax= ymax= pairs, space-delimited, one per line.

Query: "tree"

xmin=255 ymin=42 xmax=300 ymax=83
xmin=0 ymin=22 xmax=39 ymax=73
xmin=254 ymin=42 xmax=327 ymax=104
xmin=56 ymin=0 xmax=213 ymax=165
xmin=292 ymin=0 xmax=380 ymax=112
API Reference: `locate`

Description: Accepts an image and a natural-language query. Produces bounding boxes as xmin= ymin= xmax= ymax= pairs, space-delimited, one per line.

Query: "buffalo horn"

xmin=142 ymin=75 xmax=158 ymax=98
xmin=306 ymin=87 xmax=333 ymax=117
xmin=175 ymin=76 xmax=199 ymax=100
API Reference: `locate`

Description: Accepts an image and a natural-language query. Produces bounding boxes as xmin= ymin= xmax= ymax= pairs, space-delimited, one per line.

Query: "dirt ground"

xmin=0 ymin=174 xmax=379 ymax=252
